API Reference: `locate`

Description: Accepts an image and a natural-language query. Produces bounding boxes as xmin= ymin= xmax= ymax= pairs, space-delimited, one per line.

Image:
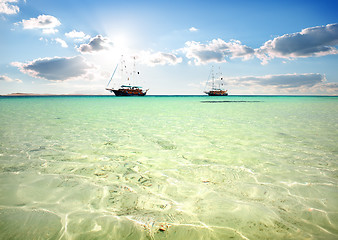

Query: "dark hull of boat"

xmin=207 ymin=93 xmax=228 ymax=96
xmin=112 ymin=89 xmax=147 ymax=96
xmin=205 ymin=91 xmax=228 ymax=96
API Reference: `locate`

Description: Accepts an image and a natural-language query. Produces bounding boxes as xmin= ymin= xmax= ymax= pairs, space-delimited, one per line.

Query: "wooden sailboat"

xmin=105 ymin=56 xmax=148 ymax=96
xmin=204 ymin=66 xmax=228 ymax=96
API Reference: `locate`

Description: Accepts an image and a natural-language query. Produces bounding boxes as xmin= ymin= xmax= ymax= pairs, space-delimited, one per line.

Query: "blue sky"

xmin=1 ymin=0 xmax=338 ymax=95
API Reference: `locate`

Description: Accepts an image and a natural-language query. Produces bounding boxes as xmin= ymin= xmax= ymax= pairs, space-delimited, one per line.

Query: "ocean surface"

xmin=0 ymin=95 xmax=337 ymax=240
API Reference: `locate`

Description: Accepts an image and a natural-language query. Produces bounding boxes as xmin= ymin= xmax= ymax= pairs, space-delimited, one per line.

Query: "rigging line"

xmin=106 ymin=64 xmax=119 ymax=88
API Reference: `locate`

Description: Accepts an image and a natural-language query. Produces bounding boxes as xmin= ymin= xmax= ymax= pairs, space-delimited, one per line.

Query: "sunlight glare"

xmin=112 ymin=34 xmax=129 ymax=51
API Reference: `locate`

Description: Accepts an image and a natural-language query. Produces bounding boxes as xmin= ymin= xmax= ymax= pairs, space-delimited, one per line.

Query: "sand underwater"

xmin=0 ymin=95 xmax=337 ymax=239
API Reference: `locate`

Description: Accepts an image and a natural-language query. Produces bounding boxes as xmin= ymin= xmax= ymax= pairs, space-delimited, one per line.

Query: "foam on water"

xmin=0 ymin=96 xmax=337 ymax=239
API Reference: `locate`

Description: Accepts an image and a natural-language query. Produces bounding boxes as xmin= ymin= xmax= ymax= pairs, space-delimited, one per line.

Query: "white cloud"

xmin=183 ymin=38 xmax=254 ymax=65
xmin=20 ymin=14 xmax=61 ymax=34
xmin=317 ymin=82 xmax=338 ymax=94
xmin=220 ymin=73 xmax=334 ymax=94
xmin=0 ymin=0 xmax=19 ymax=15
xmin=11 ymin=56 xmax=95 ymax=81
xmin=256 ymin=23 xmax=338 ymax=64
xmin=183 ymin=23 xmax=338 ymax=65
xmin=42 ymin=28 xmax=58 ymax=34
xmin=189 ymin=27 xmax=198 ymax=32
xmin=77 ymin=35 xmax=113 ymax=53
xmin=0 ymin=74 xmax=22 ymax=83
xmin=138 ymin=51 xmax=182 ymax=66
xmin=54 ymin=38 xmax=68 ymax=48
xmin=39 ymin=37 xmax=48 ymax=42
xmin=65 ymin=30 xmax=90 ymax=41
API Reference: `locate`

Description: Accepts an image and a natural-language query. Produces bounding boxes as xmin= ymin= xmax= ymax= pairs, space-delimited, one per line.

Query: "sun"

xmin=111 ymin=34 xmax=129 ymax=51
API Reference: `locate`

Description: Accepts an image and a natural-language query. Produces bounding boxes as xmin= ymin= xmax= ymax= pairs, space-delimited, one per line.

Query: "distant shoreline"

xmin=1 ymin=93 xmax=337 ymax=97
xmin=1 ymin=93 xmax=112 ymax=97
xmin=0 ymin=93 xmax=117 ymax=97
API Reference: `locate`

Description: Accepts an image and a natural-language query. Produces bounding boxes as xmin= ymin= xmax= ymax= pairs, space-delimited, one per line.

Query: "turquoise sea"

xmin=0 ymin=95 xmax=337 ymax=239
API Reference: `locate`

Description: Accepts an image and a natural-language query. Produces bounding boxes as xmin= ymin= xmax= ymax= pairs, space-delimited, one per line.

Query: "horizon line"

xmin=1 ymin=93 xmax=337 ymax=97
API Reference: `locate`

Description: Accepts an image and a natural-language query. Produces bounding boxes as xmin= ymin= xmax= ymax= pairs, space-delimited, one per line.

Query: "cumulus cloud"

xmin=221 ymin=73 xmax=331 ymax=93
xmin=189 ymin=27 xmax=198 ymax=32
xmin=138 ymin=51 xmax=182 ymax=66
xmin=65 ymin=30 xmax=90 ymax=41
xmin=0 ymin=74 xmax=22 ymax=83
xmin=318 ymin=82 xmax=338 ymax=94
xmin=20 ymin=14 xmax=61 ymax=34
xmin=54 ymin=38 xmax=68 ymax=48
xmin=77 ymin=35 xmax=113 ymax=53
xmin=42 ymin=28 xmax=59 ymax=34
xmin=182 ymin=23 xmax=338 ymax=65
xmin=183 ymin=38 xmax=254 ymax=65
xmin=11 ymin=56 xmax=94 ymax=81
xmin=0 ymin=0 xmax=19 ymax=15
xmin=256 ymin=23 xmax=338 ymax=64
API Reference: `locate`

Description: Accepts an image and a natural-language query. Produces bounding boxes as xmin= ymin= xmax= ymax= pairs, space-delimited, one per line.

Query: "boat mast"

xmin=133 ymin=56 xmax=136 ymax=77
xmin=120 ymin=55 xmax=128 ymax=85
xmin=211 ymin=65 xmax=215 ymax=90
xmin=218 ymin=66 xmax=222 ymax=90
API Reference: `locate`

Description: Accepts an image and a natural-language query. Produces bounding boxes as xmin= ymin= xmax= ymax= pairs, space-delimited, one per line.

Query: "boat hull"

xmin=205 ymin=91 xmax=228 ymax=96
xmin=112 ymin=89 xmax=147 ymax=96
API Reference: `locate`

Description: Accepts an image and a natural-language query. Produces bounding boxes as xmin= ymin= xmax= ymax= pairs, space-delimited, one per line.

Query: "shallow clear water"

xmin=0 ymin=95 xmax=337 ymax=239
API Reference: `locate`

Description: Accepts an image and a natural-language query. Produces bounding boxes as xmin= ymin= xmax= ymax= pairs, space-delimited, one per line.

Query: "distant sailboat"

xmin=204 ymin=66 xmax=228 ymax=96
xmin=105 ymin=56 xmax=149 ymax=96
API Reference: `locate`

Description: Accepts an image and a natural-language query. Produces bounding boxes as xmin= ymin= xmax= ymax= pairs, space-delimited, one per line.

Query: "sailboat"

xmin=105 ymin=56 xmax=149 ymax=96
xmin=204 ymin=66 xmax=228 ymax=96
